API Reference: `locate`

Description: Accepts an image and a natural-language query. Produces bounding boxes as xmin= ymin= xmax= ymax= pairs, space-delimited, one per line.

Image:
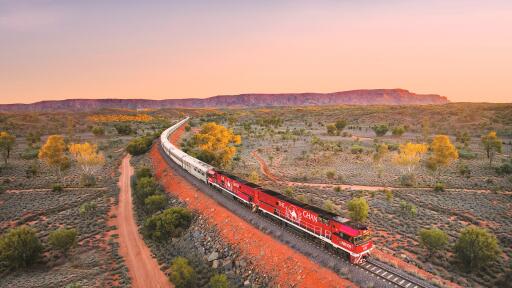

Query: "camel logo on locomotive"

xmin=282 ymin=203 xmax=318 ymax=223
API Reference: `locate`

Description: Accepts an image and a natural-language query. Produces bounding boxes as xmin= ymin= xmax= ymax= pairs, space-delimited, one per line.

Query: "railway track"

xmin=157 ymin=144 xmax=439 ymax=288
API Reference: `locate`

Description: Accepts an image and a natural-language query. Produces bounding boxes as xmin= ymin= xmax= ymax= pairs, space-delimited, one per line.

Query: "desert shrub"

xmin=144 ymin=207 xmax=193 ymax=241
xmin=65 ymin=284 xmax=82 ymax=288
xmin=209 ymin=274 xmax=230 ymax=288
xmin=80 ymin=174 xmax=96 ymax=187
xmin=52 ymin=184 xmax=63 ymax=192
xmin=326 ymin=170 xmax=336 ymax=179
xmin=399 ymin=173 xmax=416 ymax=187
xmin=392 ymin=126 xmax=406 ymax=137
xmin=496 ymin=160 xmax=512 ymax=175
xmin=134 ymin=177 xmax=160 ymax=204
xmin=20 ymin=147 xmax=40 ymax=160
xmin=457 ymin=148 xmax=477 ymax=160
xmin=136 ymin=167 xmax=152 ymax=179
xmin=326 ymin=124 xmax=338 ymax=136
xmin=458 ymin=163 xmax=471 ymax=177
xmin=114 ymin=123 xmax=133 ymax=135
xmin=126 ymin=136 xmax=153 ymax=156
xmin=48 ymin=228 xmax=77 ymax=255
xmin=295 ymin=194 xmax=310 ymax=204
xmin=347 ymin=197 xmax=368 ymax=222
xmin=169 ymin=257 xmax=196 ymax=288
xmin=350 ymin=145 xmax=364 ymax=154
xmin=25 ymin=161 xmax=39 ymax=178
xmin=284 ymin=186 xmax=294 ymax=197
xmin=372 ymin=124 xmax=389 ymax=137
xmin=419 ymin=228 xmax=448 ymax=256
xmin=184 ymin=125 xmax=191 ymax=132
xmin=386 ymin=143 xmax=399 ymax=151
xmin=334 ymin=186 xmax=341 ymax=193
xmin=0 ymin=226 xmax=43 ymax=269
xmin=454 ymin=226 xmax=501 ymax=271
xmin=400 ymin=201 xmax=417 ymax=217
xmin=248 ymin=170 xmax=259 ymax=183
xmin=91 ymin=126 xmax=105 ymax=136
xmin=144 ymin=194 xmax=167 ymax=214
xmin=323 ymin=200 xmax=338 ymax=213
xmin=385 ymin=189 xmax=393 ymax=202
xmin=434 ymin=182 xmax=445 ymax=192
xmin=79 ymin=202 xmax=97 ymax=217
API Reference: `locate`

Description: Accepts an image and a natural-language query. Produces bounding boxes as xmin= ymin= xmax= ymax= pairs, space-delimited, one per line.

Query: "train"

xmin=160 ymin=117 xmax=373 ymax=264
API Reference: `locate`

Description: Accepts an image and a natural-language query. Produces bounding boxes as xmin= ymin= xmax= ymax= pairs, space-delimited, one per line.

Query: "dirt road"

xmin=115 ymin=155 xmax=172 ymax=288
xmin=251 ymin=150 xmax=506 ymax=194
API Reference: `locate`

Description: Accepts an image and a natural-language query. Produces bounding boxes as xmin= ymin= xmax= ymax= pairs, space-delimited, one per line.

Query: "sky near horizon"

xmin=1 ymin=1 xmax=511 ymax=104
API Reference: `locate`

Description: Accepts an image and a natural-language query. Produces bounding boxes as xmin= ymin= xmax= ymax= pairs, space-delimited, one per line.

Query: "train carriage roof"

xmin=259 ymin=188 xmax=340 ymax=220
xmin=215 ymin=171 xmax=368 ymax=231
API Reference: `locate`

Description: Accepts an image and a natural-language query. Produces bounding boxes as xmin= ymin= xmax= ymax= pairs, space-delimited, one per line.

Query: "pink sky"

xmin=1 ymin=1 xmax=511 ymax=104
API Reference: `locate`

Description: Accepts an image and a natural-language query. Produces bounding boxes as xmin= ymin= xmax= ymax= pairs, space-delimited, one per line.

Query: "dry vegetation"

xmin=180 ymin=103 xmax=512 ymax=287
xmin=0 ymin=109 xmax=181 ymax=287
xmin=1 ymin=103 xmax=511 ymax=287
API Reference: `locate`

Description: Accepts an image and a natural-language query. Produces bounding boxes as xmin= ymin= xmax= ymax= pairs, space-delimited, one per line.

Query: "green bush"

xmin=48 ymin=228 xmax=78 ymax=255
xmin=79 ymin=202 xmax=97 ymax=217
xmin=392 ymin=126 xmax=406 ymax=137
xmin=457 ymin=148 xmax=477 ymax=160
xmin=347 ymin=197 xmax=369 ymax=222
xmin=350 ymin=145 xmax=364 ymax=154
xmin=52 ymin=184 xmax=63 ymax=192
xmin=168 ymin=257 xmax=196 ymax=288
xmin=80 ymin=174 xmax=96 ymax=187
xmin=400 ymin=201 xmax=417 ymax=217
xmin=144 ymin=194 xmax=168 ymax=214
xmin=385 ymin=189 xmax=393 ymax=202
xmin=114 ymin=123 xmax=133 ymax=135
xmin=434 ymin=182 xmax=445 ymax=192
xmin=20 ymin=147 xmax=39 ymax=160
xmin=458 ymin=164 xmax=471 ymax=177
xmin=209 ymin=274 xmax=230 ymax=288
xmin=372 ymin=124 xmax=389 ymax=137
xmin=134 ymin=177 xmax=160 ymax=204
xmin=136 ymin=167 xmax=152 ymax=179
xmin=419 ymin=228 xmax=448 ymax=256
xmin=126 ymin=136 xmax=153 ymax=156
xmin=326 ymin=170 xmax=336 ymax=179
xmin=496 ymin=160 xmax=512 ymax=175
xmin=91 ymin=126 xmax=105 ymax=136
xmin=323 ymin=199 xmax=337 ymax=213
xmin=400 ymin=173 xmax=416 ymax=187
xmin=144 ymin=207 xmax=193 ymax=241
xmin=25 ymin=161 xmax=39 ymax=178
xmin=454 ymin=226 xmax=501 ymax=271
xmin=0 ymin=226 xmax=43 ymax=269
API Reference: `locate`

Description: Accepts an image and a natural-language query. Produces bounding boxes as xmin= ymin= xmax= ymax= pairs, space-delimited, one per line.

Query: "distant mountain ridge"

xmin=0 ymin=89 xmax=448 ymax=111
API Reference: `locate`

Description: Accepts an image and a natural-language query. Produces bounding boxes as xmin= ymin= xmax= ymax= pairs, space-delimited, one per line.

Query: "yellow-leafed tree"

xmin=0 ymin=131 xmax=16 ymax=165
xmin=393 ymin=142 xmax=428 ymax=174
xmin=190 ymin=122 xmax=241 ymax=168
xmin=69 ymin=143 xmax=105 ymax=175
xmin=427 ymin=135 xmax=458 ymax=183
xmin=481 ymin=131 xmax=502 ymax=167
xmin=38 ymin=135 xmax=68 ymax=174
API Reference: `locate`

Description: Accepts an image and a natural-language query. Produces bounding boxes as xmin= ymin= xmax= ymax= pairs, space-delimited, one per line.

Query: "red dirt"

xmin=111 ymin=155 xmax=172 ymax=288
xmin=152 ymin=129 xmax=356 ymax=287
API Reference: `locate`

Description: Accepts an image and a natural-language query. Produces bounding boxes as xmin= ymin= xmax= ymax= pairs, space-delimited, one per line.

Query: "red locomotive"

xmin=207 ymin=170 xmax=373 ymax=264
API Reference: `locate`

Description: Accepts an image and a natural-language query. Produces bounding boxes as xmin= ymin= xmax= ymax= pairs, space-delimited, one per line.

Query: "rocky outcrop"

xmin=0 ymin=89 xmax=448 ymax=111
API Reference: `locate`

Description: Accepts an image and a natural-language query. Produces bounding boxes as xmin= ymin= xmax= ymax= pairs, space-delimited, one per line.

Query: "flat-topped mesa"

xmin=0 ymin=89 xmax=449 ymax=111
